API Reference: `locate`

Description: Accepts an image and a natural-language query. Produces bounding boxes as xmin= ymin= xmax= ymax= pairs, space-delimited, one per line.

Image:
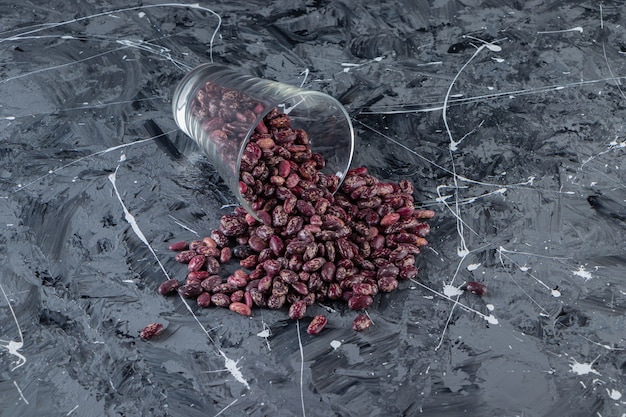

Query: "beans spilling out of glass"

xmin=159 ymin=109 xmax=435 ymax=335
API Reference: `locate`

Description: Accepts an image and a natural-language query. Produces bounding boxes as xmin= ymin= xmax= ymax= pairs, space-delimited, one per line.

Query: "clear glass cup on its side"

xmin=172 ymin=63 xmax=355 ymax=219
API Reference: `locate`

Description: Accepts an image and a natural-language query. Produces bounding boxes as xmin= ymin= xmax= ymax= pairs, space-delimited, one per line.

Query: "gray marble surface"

xmin=1 ymin=1 xmax=625 ymax=416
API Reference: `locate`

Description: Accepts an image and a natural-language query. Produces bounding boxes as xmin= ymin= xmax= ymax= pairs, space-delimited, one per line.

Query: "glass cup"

xmin=172 ymin=63 xmax=354 ymax=217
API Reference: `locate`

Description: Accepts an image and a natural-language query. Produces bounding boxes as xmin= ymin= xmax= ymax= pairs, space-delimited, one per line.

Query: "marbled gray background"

xmin=1 ymin=1 xmax=624 ymax=416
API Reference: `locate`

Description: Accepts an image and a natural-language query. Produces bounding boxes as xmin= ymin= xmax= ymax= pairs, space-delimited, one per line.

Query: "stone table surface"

xmin=1 ymin=1 xmax=625 ymax=416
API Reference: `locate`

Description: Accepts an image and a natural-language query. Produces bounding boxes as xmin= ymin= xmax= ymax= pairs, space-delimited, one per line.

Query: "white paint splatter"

xmin=257 ymin=329 xmax=270 ymax=338
xmin=484 ymin=314 xmax=499 ymax=325
xmin=109 ymin=166 xmax=249 ymax=389
xmin=330 ymin=340 xmax=342 ymax=350
xmin=296 ymin=321 xmax=306 ymax=417
xmin=443 ymin=284 xmax=464 ymax=297
xmin=167 ymin=215 xmax=199 ymax=235
xmin=572 ymin=265 xmax=593 ymax=281
xmin=551 ymin=288 xmax=561 ymax=297
xmin=607 ymin=388 xmax=622 ymax=400
xmin=486 ymin=304 xmax=495 ymax=311
xmin=467 ymin=263 xmax=481 ymax=271
xmin=0 ymin=284 xmax=26 ymax=371
xmin=13 ymin=381 xmax=29 ymax=404
xmin=537 ymin=27 xmax=583 ymax=34
xmin=569 ymin=355 xmax=601 ymax=376
xmin=108 ymin=168 xmax=166 ymax=273
xmin=219 ymin=352 xmax=250 ymax=389
xmin=299 ymin=68 xmax=309 ymax=87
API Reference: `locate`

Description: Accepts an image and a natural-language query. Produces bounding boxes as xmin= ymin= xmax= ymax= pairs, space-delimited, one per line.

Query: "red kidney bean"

xmin=202 ymin=237 xmax=217 ymax=247
xmin=306 ymin=315 xmax=328 ymax=335
xmin=196 ymin=246 xmax=221 ymax=257
xmin=272 ymin=279 xmax=289 ymax=297
xmin=250 ymin=288 xmax=267 ymax=307
xmin=205 ymin=257 xmax=221 ymax=275
xmin=307 ymin=273 xmax=323 ymax=292
xmin=168 ymin=241 xmax=188 ymax=251
xmin=229 ymin=301 xmax=252 ymax=316
xmin=352 ymin=314 xmax=372 ymax=331
xmin=188 ymin=271 xmax=210 ymax=282
xmin=279 ymin=269 xmax=299 ymax=284
xmin=158 ymin=279 xmax=180 ymax=295
xmin=380 ymin=212 xmax=400 ymax=227
xmin=352 ymin=222 xmax=369 ymax=237
xmin=187 ymin=255 xmax=205 ymax=272
xmin=297 ymin=228 xmax=315 ymax=243
xmin=239 ymin=254 xmax=259 ymax=269
xmin=262 ymin=259 xmax=282 ymax=277
xmin=197 ymin=292 xmax=212 ymax=308
xmin=199 ymin=275 xmax=221 ymax=292
xmin=291 ymin=281 xmax=309 ymax=295
xmin=256 ymin=210 xmax=272 ymax=225
xmin=272 ymin=205 xmax=288 ymax=227
xmin=269 ymin=235 xmax=284 ymax=256
xmin=178 ymin=283 xmax=203 ymax=299
xmin=320 ymin=262 xmax=336 ymax=282
xmin=210 ymin=229 xmax=230 ymax=248
xmin=255 ymin=224 xmax=275 ymax=240
xmin=230 ymin=290 xmax=245 ymax=303
xmin=398 ymin=179 xmax=413 ymax=194
xmin=278 ymin=159 xmax=291 ymax=177
xmin=175 ymin=250 xmax=197 ymax=263
xmin=247 ymin=234 xmax=266 ymax=252
xmin=378 ymin=277 xmax=399 ymax=292
xmin=353 ymin=283 xmax=375 ymax=296
xmin=324 ymin=241 xmax=336 ymax=262
xmin=220 ymin=214 xmax=247 ymax=236
xmin=227 ymin=273 xmax=248 ymax=288
xmin=220 ymin=247 xmax=233 ymax=264
xmin=302 ymin=257 xmax=325 ymax=272
xmin=389 ymin=247 xmax=409 ymax=263
xmin=302 ymin=242 xmax=318 ymax=262
xmin=464 ymin=281 xmax=487 ymax=296
xmin=246 ymin=279 xmax=261 ymax=291
xmin=140 ymin=323 xmax=164 ymax=340
xmin=284 ymin=216 xmax=304 ymax=235
xmin=377 ymin=264 xmax=399 ymax=279
xmin=413 ymin=209 xmax=436 ymax=219
xmin=267 ymin=294 xmax=286 ymax=309
xmin=327 ymin=282 xmax=342 ymax=300
xmin=211 ymin=293 xmax=231 ymax=308
xmin=212 ymin=283 xmax=238 ymax=294
xmin=337 ymin=238 xmax=355 ymax=259
xmin=399 ymin=265 xmax=418 ymax=280
xmin=348 ymin=295 xmax=373 ymax=310
xmin=303 ymin=292 xmax=316 ymax=306
xmin=288 ymin=300 xmax=307 ymax=320
xmin=244 ymin=291 xmax=254 ymax=308
xmin=287 ymin=255 xmax=304 ymax=272
xmin=188 ymin=240 xmax=205 ymax=251
xmin=257 ymin=275 xmax=273 ymax=293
